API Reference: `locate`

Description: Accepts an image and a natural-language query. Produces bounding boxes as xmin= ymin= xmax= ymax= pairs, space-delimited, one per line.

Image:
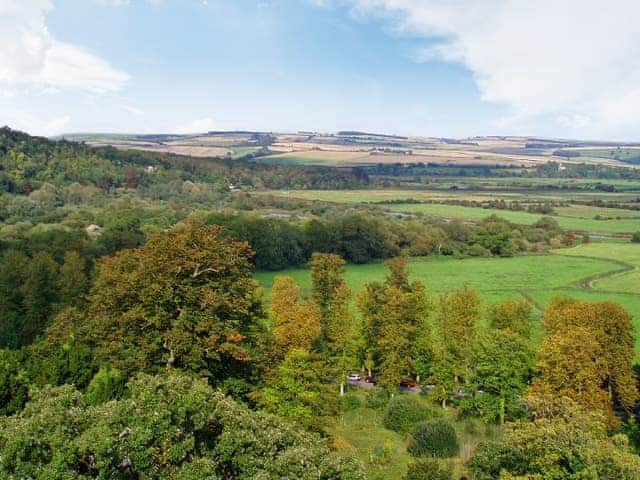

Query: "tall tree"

xmin=543 ymin=297 xmax=638 ymax=415
xmin=20 ymin=251 xmax=59 ymax=345
xmin=85 ymin=219 xmax=265 ymax=381
xmin=270 ymin=275 xmax=321 ymax=357
xmin=57 ymin=251 xmax=89 ymax=307
xmin=358 ymin=257 xmax=429 ymax=391
xmin=529 ymin=325 xmax=613 ymax=425
xmin=434 ymin=286 xmax=480 ymax=387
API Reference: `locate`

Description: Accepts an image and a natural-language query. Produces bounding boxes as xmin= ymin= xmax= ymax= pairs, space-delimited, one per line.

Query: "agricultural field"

xmin=256 ymin=242 xmax=640 ymax=354
xmin=80 ymin=130 xmax=640 ymax=168
xmin=262 ymin=189 xmax=640 ymax=234
xmin=384 ymin=203 xmax=640 ymax=234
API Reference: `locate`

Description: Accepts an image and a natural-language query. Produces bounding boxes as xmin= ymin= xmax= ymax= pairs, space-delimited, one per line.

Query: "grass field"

xmin=384 ymin=203 xmax=639 ymax=234
xmin=256 ymin=242 xmax=640 ymax=355
xmin=261 ymin=189 xmax=640 ymax=234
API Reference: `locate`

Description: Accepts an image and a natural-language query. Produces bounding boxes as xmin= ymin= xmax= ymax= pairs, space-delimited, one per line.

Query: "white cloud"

xmin=174 ymin=117 xmax=216 ymax=134
xmin=42 ymin=114 xmax=71 ymax=135
xmin=0 ymin=0 xmax=129 ymax=93
xmin=348 ymin=0 xmax=640 ymax=135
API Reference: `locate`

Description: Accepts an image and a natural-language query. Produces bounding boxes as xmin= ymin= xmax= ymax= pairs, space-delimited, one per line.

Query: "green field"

xmin=261 ymin=189 xmax=640 ymax=234
xmin=256 ymin=243 xmax=640 ymax=354
xmin=385 ymin=203 xmax=639 ymax=234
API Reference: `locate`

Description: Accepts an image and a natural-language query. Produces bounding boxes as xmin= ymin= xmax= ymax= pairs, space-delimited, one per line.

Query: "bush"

xmin=405 ymin=458 xmax=453 ymax=480
xmin=383 ymin=395 xmax=434 ymax=433
xmin=338 ymin=393 xmax=361 ymax=412
xmin=365 ymin=388 xmax=390 ymax=410
xmin=408 ymin=419 xmax=459 ymax=458
xmin=631 ymin=231 xmax=640 ymax=243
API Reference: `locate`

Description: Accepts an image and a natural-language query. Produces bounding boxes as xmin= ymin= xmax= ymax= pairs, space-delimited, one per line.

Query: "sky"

xmin=2 ymin=0 xmax=640 ymax=140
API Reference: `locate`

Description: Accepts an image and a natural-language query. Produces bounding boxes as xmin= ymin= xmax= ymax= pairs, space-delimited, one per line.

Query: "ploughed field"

xmin=255 ymin=242 xmax=640 ymax=355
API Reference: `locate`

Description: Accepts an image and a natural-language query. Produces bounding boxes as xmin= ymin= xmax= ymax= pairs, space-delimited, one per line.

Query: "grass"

xmin=256 ymin=243 xmax=640 ymax=356
xmin=384 ymin=203 xmax=639 ymax=234
xmin=260 ymin=189 xmax=640 ymax=234
xmin=327 ymin=392 xmax=499 ymax=479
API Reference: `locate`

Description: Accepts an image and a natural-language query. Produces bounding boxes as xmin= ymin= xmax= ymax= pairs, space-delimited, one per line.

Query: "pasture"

xmin=255 ymin=242 xmax=640 ymax=355
xmin=262 ymin=189 xmax=640 ymax=234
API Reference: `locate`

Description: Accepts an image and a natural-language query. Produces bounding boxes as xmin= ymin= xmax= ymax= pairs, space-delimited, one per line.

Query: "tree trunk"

xmin=340 ymin=382 xmax=344 ymax=396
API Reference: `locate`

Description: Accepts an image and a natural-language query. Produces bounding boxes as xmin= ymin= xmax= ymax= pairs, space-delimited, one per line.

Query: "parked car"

xmin=399 ymin=379 xmax=418 ymax=388
xmin=347 ymin=373 xmax=361 ymax=382
xmin=365 ymin=375 xmax=377 ymax=384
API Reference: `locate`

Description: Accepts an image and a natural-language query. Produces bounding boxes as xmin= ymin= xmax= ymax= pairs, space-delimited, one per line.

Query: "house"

xmin=86 ymin=224 xmax=103 ymax=236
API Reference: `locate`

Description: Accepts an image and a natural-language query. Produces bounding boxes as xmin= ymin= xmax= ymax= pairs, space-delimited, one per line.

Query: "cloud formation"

xmin=349 ymin=0 xmax=640 ymax=135
xmin=0 ymin=0 xmax=129 ymax=93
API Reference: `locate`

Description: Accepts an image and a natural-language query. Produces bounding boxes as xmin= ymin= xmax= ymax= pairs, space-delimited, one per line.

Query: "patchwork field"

xmin=263 ymin=189 xmax=640 ymax=234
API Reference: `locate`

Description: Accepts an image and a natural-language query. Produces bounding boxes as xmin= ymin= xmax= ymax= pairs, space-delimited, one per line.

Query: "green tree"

xmin=86 ymin=219 xmax=265 ymax=381
xmin=258 ymin=349 xmax=336 ymax=426
xmin=0 ymin=349 xmax=29 ymax=416
xmin=19 ymin=251 xmax=59 ymax=345
xmin=433 ymin=286 xmax=480 ymax=392
xmin=469 ymin=398 xmax=640 ymax=480
xmin=0 ymin=373 xmax=364 ymax=479
xmin=57 ymin=250 xmax=89 ymax=306
xmin=358 ymin=257 xmax=430 ymax=391
xmin=0 ymin=250 xmax=28 ymax=348
xmin=461 ymin=330 xmax=534 ymax=423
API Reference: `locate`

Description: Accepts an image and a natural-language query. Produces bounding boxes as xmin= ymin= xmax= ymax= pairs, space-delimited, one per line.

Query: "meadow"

xmin=256 ymin=242 xmax=640 ymax=354
xmin=261 ymin=189 xmax=640 ymax=234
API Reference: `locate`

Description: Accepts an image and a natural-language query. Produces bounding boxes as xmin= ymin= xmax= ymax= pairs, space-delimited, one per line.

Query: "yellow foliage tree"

xmin=270 ymin=275 xmax=321 ymax=357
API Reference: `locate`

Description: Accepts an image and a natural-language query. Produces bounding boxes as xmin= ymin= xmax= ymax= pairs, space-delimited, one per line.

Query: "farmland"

xmin=262 ymin=189 xmax=640 ymax=234
xmin=256 ymin=242 xmax=640 ymax=353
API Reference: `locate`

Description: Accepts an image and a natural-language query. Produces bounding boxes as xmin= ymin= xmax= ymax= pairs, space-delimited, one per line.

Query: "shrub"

xmin=365 ymin=388 xmax=390 ymax=410
xmin=338 ymin=393 xmax=361 ymax=412
xmin=405 ymin=458 xmax=453 ymax=480
xmin=383 ymin=395 xmax=433 ymax=433
xmin=408 ymin=419 xmax=459 ymax=458
xmin=371 ymin=442 xmax=394 ymax=465
xmin=631 ymin=231 xmax=640 ymax=243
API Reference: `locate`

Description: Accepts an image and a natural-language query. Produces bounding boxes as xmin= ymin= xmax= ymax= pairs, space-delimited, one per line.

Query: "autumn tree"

xmin=488 ymin=299 xmax=533 ymax=337
xmin=541 ymin=297 xmax=638 ymax=417
xmin=529 ymin=325 xmax=612 ymax=424
xmin=85 ymin=219 xmax=265 ymax=382
xmin=270 ymin=275 xmax=321 ymax=357
xmin=358 ymin=257 xmax=430 ymax=391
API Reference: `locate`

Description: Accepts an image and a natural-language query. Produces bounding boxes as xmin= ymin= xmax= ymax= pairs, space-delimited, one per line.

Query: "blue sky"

xmin=2 ymin=0 xmax=640 ymax=139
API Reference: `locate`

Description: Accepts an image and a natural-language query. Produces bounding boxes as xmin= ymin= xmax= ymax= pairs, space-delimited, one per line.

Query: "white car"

xmin=347 ymin=373 xmax=361 ymax=382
